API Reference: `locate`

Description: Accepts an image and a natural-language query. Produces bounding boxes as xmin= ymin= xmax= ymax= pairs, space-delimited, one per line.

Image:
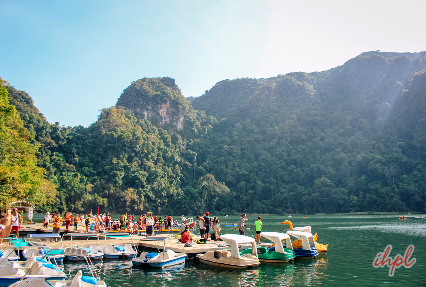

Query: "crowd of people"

xmin=42 ymin=211 xmax=196 ymax=236
xmin=1 ymin=209 xmax=264 ymax=245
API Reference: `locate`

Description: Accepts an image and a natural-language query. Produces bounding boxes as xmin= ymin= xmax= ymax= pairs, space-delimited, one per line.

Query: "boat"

xmin=121 ymin=244 xmax=137 ymax=258
xmin=103 ymin=244 xmax=122 ymax=259
xmin=22 ymin=248 xmax=65 ymax=263
xmin=0 ymin=249 xmax=19 ymax=261
xmin=240 ymin=232 xmax=295 ymax=263
xmin=132 ymin=250 xmax=187 ymax=268
xmin=197 ymin=234 xmax=260 ymax=269
xmin=104 ymin=244 xmax=137 ymax=259
xmin=415 ymin=216 xmax=425 ymax=219
xmin=0 ymin=255 xmax=65 ymax=286
xmin=286 ymin=231 xmax=319 ymax=258
xmin=63 ymin=246 xmax=103 ymax=262
xmin=11 ymin=270 xmax=106 ymax=287
xmin=281 ymin=220 xmax=329 ymax=254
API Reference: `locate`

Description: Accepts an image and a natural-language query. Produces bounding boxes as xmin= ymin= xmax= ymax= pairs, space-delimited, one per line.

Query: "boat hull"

xmin=132 ymin=255 xmax=186 ymax=268
xmin=197 ymin=257 xmax=259 ymax=269
xmin=0 ymin=275 xmax=65 ymax=287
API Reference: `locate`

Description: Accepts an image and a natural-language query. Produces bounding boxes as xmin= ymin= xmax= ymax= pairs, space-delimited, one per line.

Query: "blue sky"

xmin=1 ymin=0 xmax=425 ymax=127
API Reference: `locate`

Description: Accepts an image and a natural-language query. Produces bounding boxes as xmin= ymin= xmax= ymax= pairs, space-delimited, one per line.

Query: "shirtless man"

xmin=0 ymin=212 xmax=12 ymax=242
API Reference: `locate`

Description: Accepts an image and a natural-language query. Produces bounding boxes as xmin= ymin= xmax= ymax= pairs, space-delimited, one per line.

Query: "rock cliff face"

xmin=116 ymin=77 xmax=189 ymax=134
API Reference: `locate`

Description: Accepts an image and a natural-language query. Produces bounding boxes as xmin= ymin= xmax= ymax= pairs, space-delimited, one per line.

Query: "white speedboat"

xmin=132 ymin=250 xmax=186 ymax=268
xmin=197 ymin=234 xmax=260 ymax=268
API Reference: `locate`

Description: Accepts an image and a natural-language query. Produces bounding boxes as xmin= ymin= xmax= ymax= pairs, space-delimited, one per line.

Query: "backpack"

xmin=211 ymin=233 xmax=216 ymax=240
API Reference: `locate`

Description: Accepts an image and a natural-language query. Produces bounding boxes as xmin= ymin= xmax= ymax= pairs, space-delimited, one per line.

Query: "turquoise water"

xmin=36 ymin=214 xmax=426 ymax=286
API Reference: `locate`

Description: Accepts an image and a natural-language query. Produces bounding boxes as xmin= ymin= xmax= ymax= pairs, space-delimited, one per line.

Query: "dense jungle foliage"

xmin=3 ymin=51 xmax=426 ymax=214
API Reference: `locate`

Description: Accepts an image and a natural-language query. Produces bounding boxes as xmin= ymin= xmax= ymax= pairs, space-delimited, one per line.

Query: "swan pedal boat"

xmin=132 ymin=250 xmax=186 ymax=268
xmin=286 ymin=231 xmax=319 ymax=258
xmin=281 ymin=220 xmax=329 ymax=254
xmin=11 ymin=270 xmax=106 ymax=287
xmin=197 ymin=234 xmax=260 ymax=269
xmin=241 ymin=232 xmax=295 ymax=263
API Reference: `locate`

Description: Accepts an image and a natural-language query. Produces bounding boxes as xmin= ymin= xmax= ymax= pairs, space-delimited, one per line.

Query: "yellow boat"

xmin=280 ymin=220 xmax=329 ymax=254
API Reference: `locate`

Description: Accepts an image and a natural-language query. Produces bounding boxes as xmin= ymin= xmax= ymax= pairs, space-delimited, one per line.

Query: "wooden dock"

xmin=2 ymin=223 xmax=273 ymax=257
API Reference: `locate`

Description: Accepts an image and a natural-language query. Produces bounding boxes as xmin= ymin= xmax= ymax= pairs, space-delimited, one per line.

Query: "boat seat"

xmin=204 ymin=251 xmax=214 ymax=258
xmin=124 ymin=244 xmax=134 ymax=253
xmin=89 ymin=245 xmax=98 ymax=254
xmin=257 ymin=247 xmax=267 ymax=255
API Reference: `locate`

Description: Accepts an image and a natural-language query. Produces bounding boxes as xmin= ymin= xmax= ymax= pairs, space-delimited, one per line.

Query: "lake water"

xmin=37 ymin=214 xmax=426 ymax=286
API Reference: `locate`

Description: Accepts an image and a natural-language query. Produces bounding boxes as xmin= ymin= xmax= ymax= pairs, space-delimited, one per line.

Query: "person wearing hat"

xmin=254 ymin=216 xmax=263 ymax=244
xmin=11 ymin=208 xmax=21 ymax=238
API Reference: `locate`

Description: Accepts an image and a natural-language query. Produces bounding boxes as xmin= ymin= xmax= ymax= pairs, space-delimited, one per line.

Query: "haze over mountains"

xmin=2 ymin=51 xmax=426 ymax=214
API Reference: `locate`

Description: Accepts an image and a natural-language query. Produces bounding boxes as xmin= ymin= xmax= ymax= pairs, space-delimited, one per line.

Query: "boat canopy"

xmin=260 ymin=232 xmax=292 ymax=254
xmin=221 ymin=234 xmax=257 ymax=259
xmin=287 ymin=231 xmax=315 ymax=250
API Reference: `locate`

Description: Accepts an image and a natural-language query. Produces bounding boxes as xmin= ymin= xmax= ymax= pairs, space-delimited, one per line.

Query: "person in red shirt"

xmin=167 ymin=215 xmax=172 ymax=231
xmin=180 ymin=227 xmax=192 ymax=243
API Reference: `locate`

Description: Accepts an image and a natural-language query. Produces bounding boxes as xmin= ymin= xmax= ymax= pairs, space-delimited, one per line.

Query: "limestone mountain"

xmin=116 ymin=77 xmax=189 ymax=134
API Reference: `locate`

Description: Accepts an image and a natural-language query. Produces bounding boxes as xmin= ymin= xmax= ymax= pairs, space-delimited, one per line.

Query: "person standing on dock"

xmin=254 ymin=216 xmax=262 ymax=244
xmin=85 ymin=214 xmax=91 ymax=233
xmin=158 ymin=217 xmax=163 ymax=234
xmin=203 ymin=212 xmax=211 ymax=240
xmin=167 ymin=215 xmax=173 ymax=231
xmin=53 ymin=212 xmax=62 ymax=234
xmin=43 ymin=212 xmax=50 ymax=229
xmin=146 ymin=212 xmax=154 ymax=236
xmin=74 ymin=214 xmax=79 ymax=231
xmin=197 ymin=215 xmax=205 ymax=238
xmin=65 ymin=212 xmax=72 ymax=230
xmin=238 ymin=214 xmax=247 ymax=235
xmin=11 ymin=208 xmax=21 ymax=238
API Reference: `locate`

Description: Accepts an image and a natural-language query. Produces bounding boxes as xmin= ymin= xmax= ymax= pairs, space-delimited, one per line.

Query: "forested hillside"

xmin=3 ymin=51 xmax=426 ymax=214
xmin=191 ymin=51 xmax=426 ymax=214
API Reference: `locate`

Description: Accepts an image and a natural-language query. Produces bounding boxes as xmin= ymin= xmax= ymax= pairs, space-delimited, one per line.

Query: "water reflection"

xmin=62 ymin=256 xmax=329 ymax=287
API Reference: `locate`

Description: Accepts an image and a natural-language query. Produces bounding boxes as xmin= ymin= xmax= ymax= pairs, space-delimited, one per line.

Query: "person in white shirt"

xmin=43 ymin=212 xmax=50 ymax=228
xmin=146 ymin=212 xmax=155 ymax=236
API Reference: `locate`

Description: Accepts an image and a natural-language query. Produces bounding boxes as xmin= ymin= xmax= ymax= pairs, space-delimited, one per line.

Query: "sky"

xmin=1 ymin=0 xmax=425 ymax=127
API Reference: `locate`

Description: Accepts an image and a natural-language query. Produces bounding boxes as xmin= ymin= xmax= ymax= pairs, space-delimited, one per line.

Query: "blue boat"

xmin=132 ymin=250 xmax=187 ymax=268
xmin=286 ymin=231 xmax=319 ymax=258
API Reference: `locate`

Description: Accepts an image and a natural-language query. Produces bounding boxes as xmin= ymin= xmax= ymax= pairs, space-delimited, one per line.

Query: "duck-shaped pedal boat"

xmin=281 ymin=220 xmax=329 ymax=255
